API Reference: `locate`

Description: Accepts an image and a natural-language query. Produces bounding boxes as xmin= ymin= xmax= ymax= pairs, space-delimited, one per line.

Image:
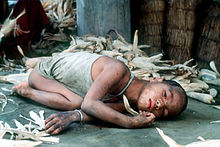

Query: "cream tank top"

xmin=36 ymin=52 xmax=102 ymax=97
xmin=36 ymin=52 xmax=134 ymax=100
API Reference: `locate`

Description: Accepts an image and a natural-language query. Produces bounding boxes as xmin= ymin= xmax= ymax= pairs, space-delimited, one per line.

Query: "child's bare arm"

xmin=81 ymin=63 xmax=155 ymax=128
xmin=44 ymin=102 xmax=125 ymax=134
xmin=45 ymin=95 xmax=154 ymax=135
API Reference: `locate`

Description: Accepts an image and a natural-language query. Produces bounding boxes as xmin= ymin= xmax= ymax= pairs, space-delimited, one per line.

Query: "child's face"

xmin=137 ymin=82 xmax=184 ymax=118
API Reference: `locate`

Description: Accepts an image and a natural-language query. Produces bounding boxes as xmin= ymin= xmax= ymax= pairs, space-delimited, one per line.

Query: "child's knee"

xmin=28 ymin=78 xmax=35 ymax=89
xmin=28 ymin=68 xmax=39 ymax=89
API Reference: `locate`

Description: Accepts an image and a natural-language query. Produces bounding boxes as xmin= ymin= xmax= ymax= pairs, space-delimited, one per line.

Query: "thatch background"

xmin=196 ymin=3 xmax=220 ymax=71
xmin=165 ymin=0 xmax=201 ymax=64
xmin=131 ymin=0 xmax=219 ymax=70
xmin=135 ymin=0 xmax=165 ymax=55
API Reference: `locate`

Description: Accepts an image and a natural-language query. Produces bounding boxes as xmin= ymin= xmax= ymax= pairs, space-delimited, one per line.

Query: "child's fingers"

xmin=45 ymin=122 xmax=58 ymax=134
xmin=145 ymin=112 xmax=154 ymax=117
xmin=11 ymin=85 xmax=17 ymax=91
xmin=11 ymin=87 xmax=16 ymax=94
xmin=148 ymin=113 xmax=156 ymax=120
xmin=11 ymin=86 xmax=19 ymax=95
xmin=45 ymin=118 xmax=57 ymax=131
xmin=45 ymin=114 xmax=57 ymax=124
xmin=139 ymin=110 xmax=153 ymax=117
xmin=51 ymin=127 xmax=62 ymax=135
xmin=45 ymin=115 xmax=59 ymax=129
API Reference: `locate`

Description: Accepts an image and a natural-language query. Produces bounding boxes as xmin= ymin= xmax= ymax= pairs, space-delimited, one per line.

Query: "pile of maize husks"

xmin=31 ymin=0 xmax=76 ymax=50
xmin=41 ymin=0 xmax=76 ymax=30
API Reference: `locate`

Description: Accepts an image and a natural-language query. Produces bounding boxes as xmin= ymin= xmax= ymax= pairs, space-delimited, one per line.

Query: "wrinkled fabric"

xmin=36 ymin=52 xmax=103 ymax=98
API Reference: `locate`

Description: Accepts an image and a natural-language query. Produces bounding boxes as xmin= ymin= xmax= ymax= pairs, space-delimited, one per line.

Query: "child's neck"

xmin=124 ymin=77 xmax=148 ymax=107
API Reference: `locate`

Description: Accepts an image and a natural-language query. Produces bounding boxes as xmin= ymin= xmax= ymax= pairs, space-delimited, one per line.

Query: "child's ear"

xmin=149 ymin=77 xmax=164 ymax=82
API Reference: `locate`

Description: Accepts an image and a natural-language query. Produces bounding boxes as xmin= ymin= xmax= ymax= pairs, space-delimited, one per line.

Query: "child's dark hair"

xmin=163 ymin=80 xmax=188 ymax=114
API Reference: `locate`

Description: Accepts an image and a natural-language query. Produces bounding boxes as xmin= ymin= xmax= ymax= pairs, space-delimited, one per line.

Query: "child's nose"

xmin=155 ymin=99 xmax=162 ymax=109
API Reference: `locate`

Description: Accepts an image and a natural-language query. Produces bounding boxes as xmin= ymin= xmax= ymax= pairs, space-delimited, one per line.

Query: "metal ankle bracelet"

xmin=73 ymin=109 xmax=83 ymax=121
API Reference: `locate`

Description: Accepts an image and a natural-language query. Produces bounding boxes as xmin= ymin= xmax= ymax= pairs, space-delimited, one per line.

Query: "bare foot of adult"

xmin=12 ymin=81 xmax=33 ymax=98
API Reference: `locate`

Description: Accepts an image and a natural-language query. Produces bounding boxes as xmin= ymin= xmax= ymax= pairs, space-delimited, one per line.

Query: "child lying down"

xmin=12 ymin=52 xmax=188 ymax=134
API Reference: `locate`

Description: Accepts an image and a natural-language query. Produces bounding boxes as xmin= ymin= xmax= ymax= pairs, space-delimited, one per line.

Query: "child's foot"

xmin=12 ymin=81 xmax=32 ymax=97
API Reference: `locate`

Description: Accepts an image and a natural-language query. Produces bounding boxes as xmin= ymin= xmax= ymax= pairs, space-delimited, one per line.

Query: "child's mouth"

xmin=147 ymin=99 xmax=151 ymax=109
xmin=147 ymin=98 xmax=155 ymax=110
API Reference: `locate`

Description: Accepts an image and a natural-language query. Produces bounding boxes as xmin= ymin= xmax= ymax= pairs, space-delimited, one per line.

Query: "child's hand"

xmin=44 ymin=111 xmax=80 ymax=135
xmin=131 ymin=111 xmax=155 ymax=128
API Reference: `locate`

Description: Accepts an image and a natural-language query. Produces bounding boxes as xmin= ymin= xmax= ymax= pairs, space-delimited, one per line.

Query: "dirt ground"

xmin=0 ymin=79 xmax=220 ymax=147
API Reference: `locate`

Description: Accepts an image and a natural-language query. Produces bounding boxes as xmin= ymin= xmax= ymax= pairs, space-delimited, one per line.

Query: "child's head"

xmin=137 ymin=79 xmax=187 ymax=118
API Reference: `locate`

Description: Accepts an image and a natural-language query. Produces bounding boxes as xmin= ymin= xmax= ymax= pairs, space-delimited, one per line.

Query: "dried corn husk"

xmin=179 ymin=77 xmax=210 ymax=93
xmin=213 ymin=105 xmax=220 ymax=111
xmin=0 ymin=110 xmax=59 ymax=144
xmin=198 ymin=61 xmax=220 ymax=87
xmin=0 ymin=9 xmax=25 ymax=41
xmin=123 ymin=95 xmax=138 ymax=116
xmin=0 ymin=73 xmax=29 ymax=85
xmin=210 ymin=61 xmax=220 ymax=76
xmin=180 ymin=83 xmax=203 ymax=92
xmin=186 ymin=92 xmax=215 ymax=104
xmin=190 ymin=78 xmax=209 ymax=89
xmin=156 ymin=127 xmax=220 ymax=147
xmin=0 ymin=139 xmax=42 ymax=147
xmin=41 ymin=0 xmax=76 ymax=30
xmin=0 ymin=130 xmax=7 ymax=139
xmin=203 ymin=79 xmax=220 ymax=87
xmin=200 ymin=69 xmax=218 ymax=80
xmin=17 ymin=45 xmax=25 ymax=57
xmin=19 ymin=110 xmax=45 ymax=130
xmin=210 ymin=120 xmax=220 ymax=124
xmin=0 ymin=92 xmax=8 ymax=112
xmin=1 ymin=128 xmax=59 ymax=143
xmin=208 ymin=88 xmax=218 ymax=98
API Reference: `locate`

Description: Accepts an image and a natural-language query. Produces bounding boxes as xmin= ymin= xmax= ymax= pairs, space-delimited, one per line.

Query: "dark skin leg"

xmin=12 ymin=68 xmax=83 ymax=110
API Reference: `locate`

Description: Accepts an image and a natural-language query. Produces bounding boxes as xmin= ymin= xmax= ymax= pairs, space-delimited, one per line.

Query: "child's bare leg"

xmin=12 ymin=68 xmax=83 ymax=110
